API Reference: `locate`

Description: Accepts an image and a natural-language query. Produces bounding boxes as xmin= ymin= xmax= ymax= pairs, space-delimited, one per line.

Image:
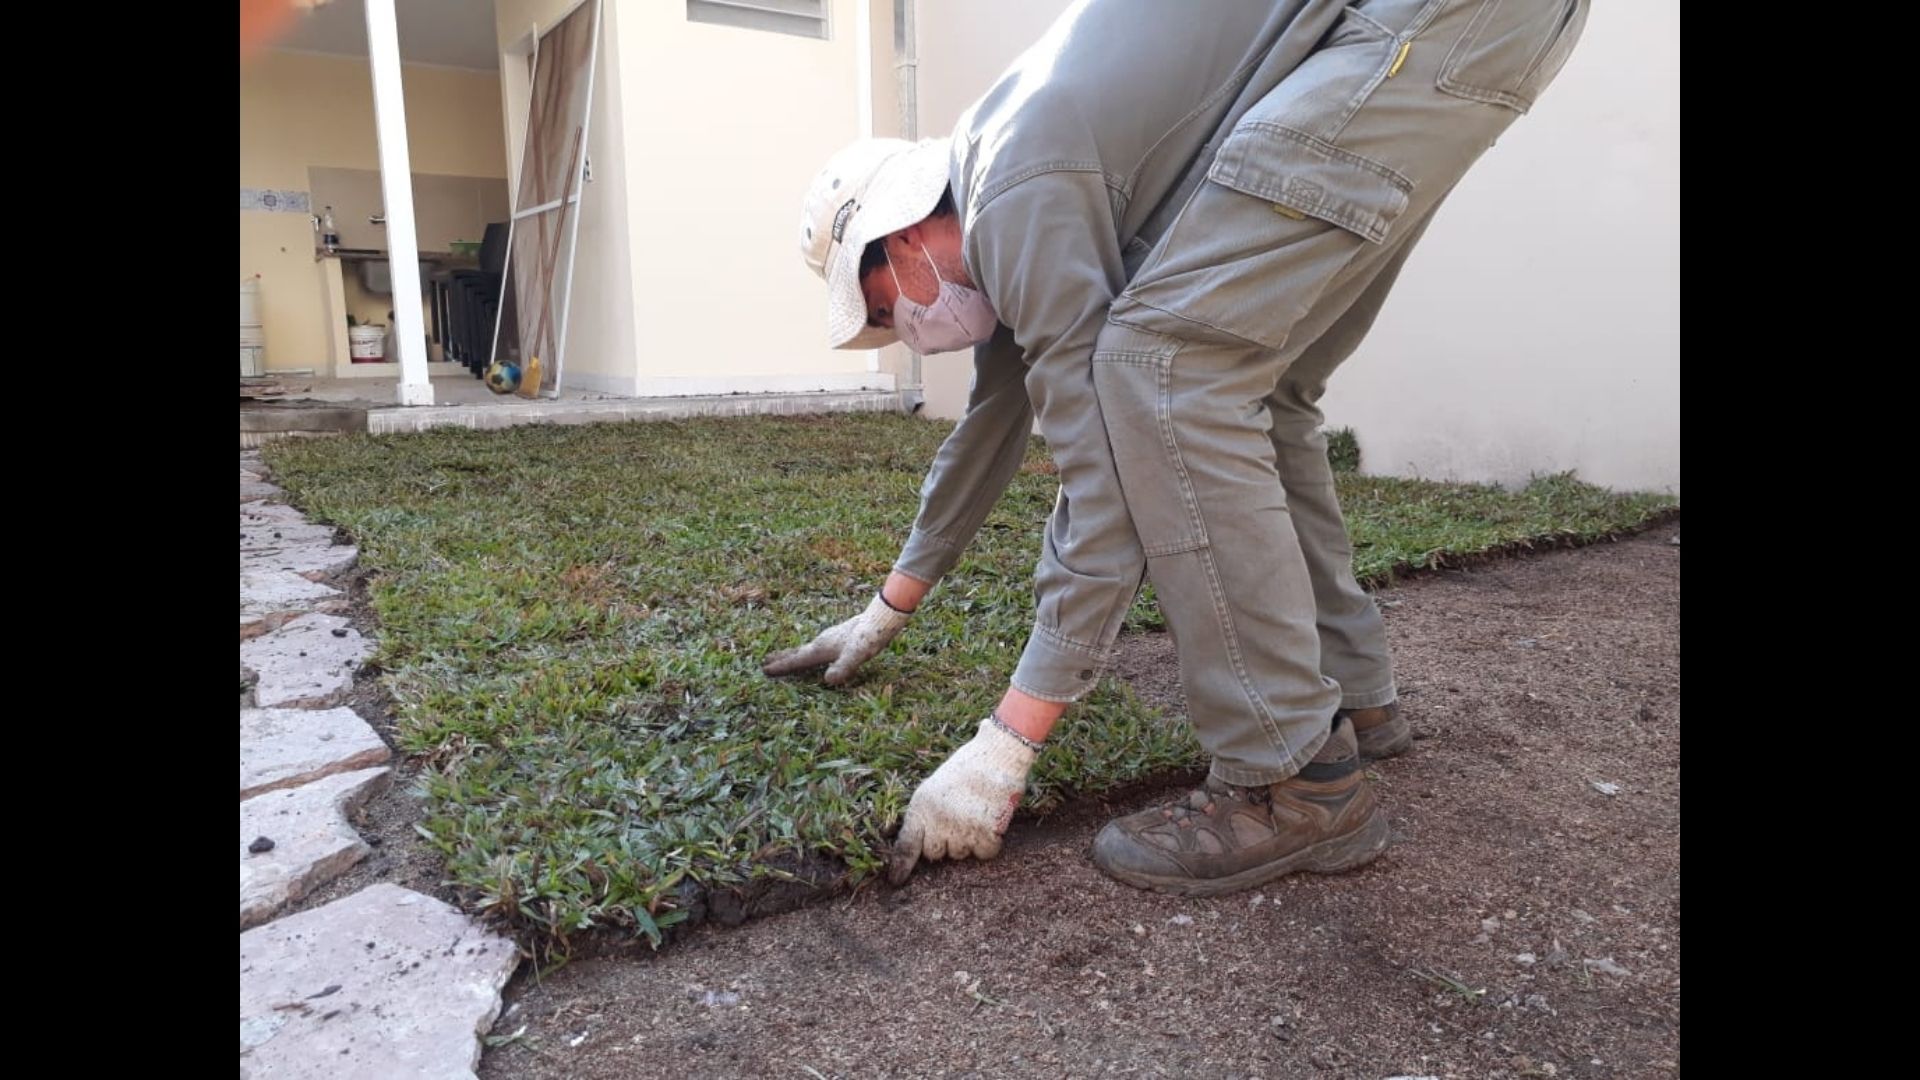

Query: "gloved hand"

xmin=888 ymin=716 xmax=1040 ymax=884
xmin=762 ymin=594 xmax=911 ymax=685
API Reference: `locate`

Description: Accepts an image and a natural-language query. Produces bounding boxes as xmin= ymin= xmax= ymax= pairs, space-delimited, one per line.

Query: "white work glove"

xmin=888 ymin=716 xmax=1040 ymax=884
xmin=762 ymin=594 xmax=911 ymax=685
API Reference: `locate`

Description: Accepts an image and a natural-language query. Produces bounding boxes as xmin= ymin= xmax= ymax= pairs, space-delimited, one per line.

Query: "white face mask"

xmin=886 ymin=244 xmax=999 ymax=354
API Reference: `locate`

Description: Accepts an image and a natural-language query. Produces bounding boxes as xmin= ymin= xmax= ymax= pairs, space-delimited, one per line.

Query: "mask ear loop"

xmin=918 ymin=243 xmax=949 ymax=289
xmin=887 ymin=243 xmax=948 ymax=301
xmin=885 ymin=245 xmax=909 ymax=298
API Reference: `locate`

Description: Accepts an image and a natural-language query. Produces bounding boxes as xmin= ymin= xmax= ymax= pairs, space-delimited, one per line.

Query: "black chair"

xmin=433 ymin=223 xmax=511 ymax=376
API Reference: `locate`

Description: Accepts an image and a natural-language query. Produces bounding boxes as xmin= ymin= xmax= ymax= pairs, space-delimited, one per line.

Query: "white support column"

xmin=894 ymin=0 xmax=923 ymax=398
xmin=855 ymin=0 xmax=879 ymax=374
xmin=364 ymin=0 xmax=433 ymax=406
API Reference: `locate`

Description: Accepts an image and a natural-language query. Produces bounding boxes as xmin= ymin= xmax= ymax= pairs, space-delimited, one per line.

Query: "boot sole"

xmin=1094 ymin=807 xmax=1391 ymax=898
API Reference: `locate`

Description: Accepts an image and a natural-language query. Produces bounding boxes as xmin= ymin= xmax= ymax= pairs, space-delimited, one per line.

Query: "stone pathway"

xmin=239 ymin=451 xmax=518 ymax=1077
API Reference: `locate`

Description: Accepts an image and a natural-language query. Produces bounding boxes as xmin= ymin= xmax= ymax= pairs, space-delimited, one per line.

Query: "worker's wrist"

xmin=880 ymin=570 xmax=930 ymax=614
xmin=994 ymin=687 xmax=1066 ymax=745
xmin=988 ymin=710 xmax=1047 ymax=754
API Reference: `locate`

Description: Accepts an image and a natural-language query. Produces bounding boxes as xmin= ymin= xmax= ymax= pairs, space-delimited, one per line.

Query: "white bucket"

xmin=240 ymin=277 xmax=265 ymax=359
xmin=240 ymin=277 xmax=262 ymax=327
xmin=348 ymin=325 xmax=386 ymax=362
xmin=240 ymin=345 xmax=265 ymax=378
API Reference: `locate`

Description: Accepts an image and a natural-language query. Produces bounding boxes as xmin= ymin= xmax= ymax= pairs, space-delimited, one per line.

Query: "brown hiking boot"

xmin=1090 ymin=719 xmax=1389 ymax=896
xmin=1343 ymin=702 xmax=1412 ymax=760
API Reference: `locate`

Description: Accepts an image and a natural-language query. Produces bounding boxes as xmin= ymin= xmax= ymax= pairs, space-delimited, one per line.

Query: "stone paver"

xmin=242 ymin=502 xmax=309 ymax=525
xmin=237 ymin=453 xmax=523 ymax=1076
xmin=242 ymin=479 xmax=283 ymax=503
xmin=239 ymin=614 xmax=370 ymax=708
xmin=242 ymin=519 xmax=338 ymax=551
xmin=241 ymin=569 xmax=346 ymax=639
xmin=240 ymin=767 xmax=390 ymax=930
xmin=241 ymin=708 xmax=391 ymax=800
xmin=240 ymin=883 xmax=518 ymax=1079
xmin=243 ymin=543 xmax=361 ymax=581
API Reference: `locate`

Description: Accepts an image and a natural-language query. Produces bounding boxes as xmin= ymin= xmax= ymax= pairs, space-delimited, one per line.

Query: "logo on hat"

xmin=831 ymin=198 xmax=858 ymax=244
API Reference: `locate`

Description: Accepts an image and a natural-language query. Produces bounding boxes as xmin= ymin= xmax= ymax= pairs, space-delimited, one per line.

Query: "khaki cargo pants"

xmin=1098 ymin=0 xmax=1590 ymax=784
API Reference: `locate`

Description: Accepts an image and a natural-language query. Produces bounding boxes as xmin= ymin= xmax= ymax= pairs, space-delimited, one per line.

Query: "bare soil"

xmin=471 ymin=525 xmax=1681 ymax=1079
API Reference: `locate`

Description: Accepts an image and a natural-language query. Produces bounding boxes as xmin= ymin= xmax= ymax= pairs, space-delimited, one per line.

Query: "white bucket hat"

xmin=799 ymin=136 xmax=954 ymax=350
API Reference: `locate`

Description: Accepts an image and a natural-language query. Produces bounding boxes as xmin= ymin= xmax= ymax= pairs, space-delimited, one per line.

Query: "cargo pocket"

xmin=1109 ymin=123 xmax=1412 ymax=351
xmin=1436 ymin=0 xmax=1589 ymax=113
